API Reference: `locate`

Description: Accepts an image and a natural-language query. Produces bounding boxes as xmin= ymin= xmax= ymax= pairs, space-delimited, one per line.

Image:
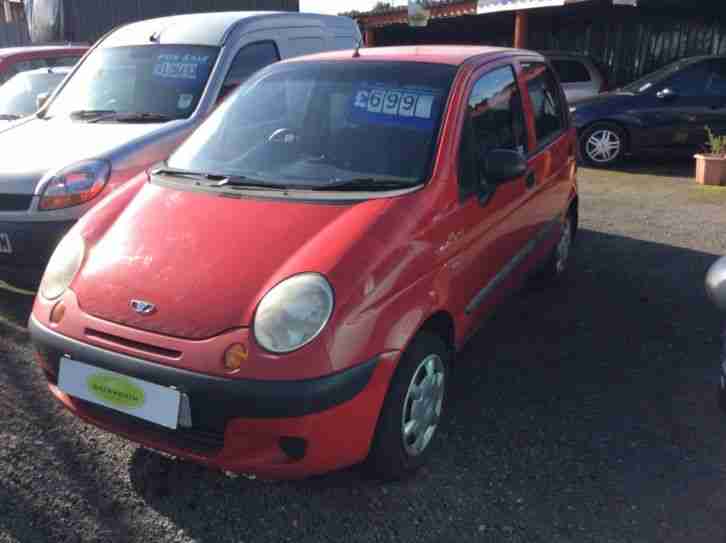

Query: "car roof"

xmin=0 ymin=45 xmax=87 ymax=59
xmin=291 ymin=45 xmax=539 ymax=66
xmin=101 ymin=11 xmax=356 ymax=48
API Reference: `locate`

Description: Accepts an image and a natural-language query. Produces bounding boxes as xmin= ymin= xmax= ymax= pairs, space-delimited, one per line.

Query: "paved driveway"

xmin=2 ymin=160 xmax=726 ymax=543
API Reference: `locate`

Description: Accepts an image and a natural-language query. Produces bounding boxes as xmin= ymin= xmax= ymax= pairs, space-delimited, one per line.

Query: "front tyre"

xmin=580 ymin=122 xmax=625 ymax=167
xmin=365 ymin=332 xmax=450 ymax=480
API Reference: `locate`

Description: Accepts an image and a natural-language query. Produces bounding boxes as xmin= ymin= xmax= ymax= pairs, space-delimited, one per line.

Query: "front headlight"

xmin=569 ymin=106 xmax=577 ymax=114
xmin=40 ymin=233 xmax=85 ymax=300
xmin=253 ymin=273 xmax=334 ymax=354
xmin=38 ymin=159 xmax=111 ymax=211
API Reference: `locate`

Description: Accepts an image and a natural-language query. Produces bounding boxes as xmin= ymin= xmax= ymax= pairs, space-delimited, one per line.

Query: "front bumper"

xmin=0 ymin=220 xmax=75 ymax=287
xmin=30 ymin=316 xmax=396 ymax=478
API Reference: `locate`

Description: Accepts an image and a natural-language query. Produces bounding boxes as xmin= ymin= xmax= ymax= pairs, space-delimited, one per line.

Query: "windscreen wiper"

xmin=216 ymin=176 xmax=291 ymax=190
xmin=0 ymin=114 xmax=20 ymax=121
xmin=70 ymin=109 xmax=117 ymax=121
xmin=152 ymin=168 xmax=287 ymax=190
xmin=314 ymin=177 xmax=416 ymax=191
xmin=87 ymin=112 xmax=174 ymax=124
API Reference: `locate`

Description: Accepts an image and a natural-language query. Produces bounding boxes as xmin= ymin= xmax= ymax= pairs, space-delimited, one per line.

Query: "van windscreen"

xmin=45 ymin=45 xmax=219 ymax=121
xmin=166 ymin=60 xmax=456 ymax=189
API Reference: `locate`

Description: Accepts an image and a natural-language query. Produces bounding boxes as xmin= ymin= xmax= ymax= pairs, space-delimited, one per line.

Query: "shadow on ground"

xmin=97 ymin=228 xmax=726 ymax=542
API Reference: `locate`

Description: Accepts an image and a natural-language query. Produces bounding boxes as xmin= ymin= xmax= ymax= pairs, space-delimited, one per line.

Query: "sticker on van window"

xmin=349 ymin=86 xmax=440 ymax=129
xmin=178 ymin=94 xmax=194 ymax=110
xmin=153 ymin=53 xmax=212 ymax=81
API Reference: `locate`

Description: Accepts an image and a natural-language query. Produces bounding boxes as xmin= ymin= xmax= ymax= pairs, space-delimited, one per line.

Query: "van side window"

xmin=221 ymin=41 xmax=280 ymax=98
xmin=521 ymin=62 xmax=566 ymax=146
xmin=459 ymin=65 xmax=527 ymax=199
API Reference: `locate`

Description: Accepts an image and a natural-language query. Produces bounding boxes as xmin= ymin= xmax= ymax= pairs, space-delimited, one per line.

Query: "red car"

xmin=29 ymin=46 xmax=578 ymax=480
xmin=0 ymin=45 xmax=87 ymax=85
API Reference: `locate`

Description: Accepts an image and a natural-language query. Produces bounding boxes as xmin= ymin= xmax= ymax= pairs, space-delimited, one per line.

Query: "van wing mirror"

xmin=482 ymin=149 xmax=528 ymax=186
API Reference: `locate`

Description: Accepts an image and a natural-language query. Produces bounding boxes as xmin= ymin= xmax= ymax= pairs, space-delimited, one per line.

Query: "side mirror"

xmin=656 ymin=88 xmax=678 ymax=101
xmin=36 ymin=92 xmax=50 ymax=110
xmin=482 ymin=149 xmax=528 ymax=186
xmin=706 ymin=256 xmax=726 ymax=312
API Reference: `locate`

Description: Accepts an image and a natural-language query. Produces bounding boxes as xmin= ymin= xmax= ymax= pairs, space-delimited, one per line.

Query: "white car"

xmin=541 ymin=51 xmax=612 ymax=103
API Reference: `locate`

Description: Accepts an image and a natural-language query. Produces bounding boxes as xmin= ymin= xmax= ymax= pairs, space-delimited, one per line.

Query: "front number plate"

xmin=0 ymin=233 xmax=12 ymax=254
xmin=58 ymin=357 xmax=181 ymax=429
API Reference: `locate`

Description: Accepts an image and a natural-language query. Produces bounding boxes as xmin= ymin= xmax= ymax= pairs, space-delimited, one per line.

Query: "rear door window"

xmin=522 ymin=63 xmax=566 ymax=147
xmin=550 ymin=59 xmax=591 ymax=83
xmin=707 ymin=59 xmax=726 ymax=97
xmin=662 ymin=61 xmax=711 ymax=96
xmin=460 ymin=65 xmax=528 ymax=198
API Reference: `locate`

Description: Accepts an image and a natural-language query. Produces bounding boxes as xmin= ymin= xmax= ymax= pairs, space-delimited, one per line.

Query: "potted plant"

xmin=695 ymin=127 xmax=726 ymax=186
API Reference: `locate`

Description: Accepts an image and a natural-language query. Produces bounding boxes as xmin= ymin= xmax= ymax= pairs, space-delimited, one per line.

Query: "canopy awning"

xmin=477 ymin=0 xmax=636 ymax=13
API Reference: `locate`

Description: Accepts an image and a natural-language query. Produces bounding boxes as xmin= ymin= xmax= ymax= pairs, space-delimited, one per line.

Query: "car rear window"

xmin=550 ymin=59 xmax=592 ymax=83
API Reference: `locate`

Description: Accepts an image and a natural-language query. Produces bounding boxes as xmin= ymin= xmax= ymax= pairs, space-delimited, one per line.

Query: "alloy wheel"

xmin=585 ymin=129 xmax=622 ymax=164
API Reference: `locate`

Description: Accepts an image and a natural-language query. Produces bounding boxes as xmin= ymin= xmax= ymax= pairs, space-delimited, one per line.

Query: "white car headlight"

xmin=253 ymin=273 xmax=334 ymax=354
xmin=40 ymin=233 xmax=85 ymax=300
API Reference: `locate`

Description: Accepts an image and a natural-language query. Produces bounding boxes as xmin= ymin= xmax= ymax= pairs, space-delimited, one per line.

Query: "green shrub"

xmin=706 ymin=126 xmax=726 ymax=157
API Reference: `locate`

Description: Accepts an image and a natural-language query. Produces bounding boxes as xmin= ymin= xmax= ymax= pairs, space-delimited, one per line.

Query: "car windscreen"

xmin=0 ymin=71 xmax=65 ymax=118
xmin=44 ymin=45 xmax=218 ymax=120
xmin=620 ymin=58 xmax=703 ymax=94
xmin=166 ymin=60 xmax=457 ymax=189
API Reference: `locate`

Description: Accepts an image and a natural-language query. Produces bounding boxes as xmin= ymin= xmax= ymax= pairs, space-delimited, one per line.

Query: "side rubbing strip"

xmin=465 ymin=214 xmax=562 ymax=315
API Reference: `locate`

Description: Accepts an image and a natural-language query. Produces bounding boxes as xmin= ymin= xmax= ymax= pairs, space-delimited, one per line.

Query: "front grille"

xmin=0 ymin=194 xmax=33 ymax=212
xmin=77 ymin=399 xmax=225 ymax=455
xmin=85 ymin=328 xmax=182 ymax=359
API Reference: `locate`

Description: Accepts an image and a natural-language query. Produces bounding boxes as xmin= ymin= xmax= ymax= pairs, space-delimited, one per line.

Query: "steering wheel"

xmin=268 ymin=128 xmax=300 ymax=144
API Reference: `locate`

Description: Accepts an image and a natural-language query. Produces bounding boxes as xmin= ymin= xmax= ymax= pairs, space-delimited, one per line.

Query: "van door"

xmin=276 ymin=27 xmax=327 ymax=60
xmin=518 ymin=61 xmax=572 ymax=247
xmin=451 ymin=63 xmax=534 ymax=320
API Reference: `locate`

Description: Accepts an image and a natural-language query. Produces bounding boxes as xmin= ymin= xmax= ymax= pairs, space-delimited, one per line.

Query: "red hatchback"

xmin=30 ymin=46 xmax=578 ymax=480
xmin=0 ymin=45 xmax=87 ymax=85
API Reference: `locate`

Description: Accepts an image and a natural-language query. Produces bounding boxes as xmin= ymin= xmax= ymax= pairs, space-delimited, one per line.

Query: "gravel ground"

xmin=3 ymin=159 xmax=726 ymax=543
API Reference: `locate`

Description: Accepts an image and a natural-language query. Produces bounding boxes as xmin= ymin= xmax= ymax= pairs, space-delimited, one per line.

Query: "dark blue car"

xmin=570 ymin=56 xmax=726 ymax=166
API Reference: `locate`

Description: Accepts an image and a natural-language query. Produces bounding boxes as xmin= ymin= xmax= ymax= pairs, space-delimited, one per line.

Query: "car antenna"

xmin=353 ymin=36 xmax=363 ymax=58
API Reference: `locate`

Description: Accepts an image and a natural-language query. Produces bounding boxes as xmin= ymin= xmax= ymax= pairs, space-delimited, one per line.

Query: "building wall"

xmin=528 ymin=4 xmax=726 ymax=86
xmin=0 ymin=20 xmax=29 ymax=46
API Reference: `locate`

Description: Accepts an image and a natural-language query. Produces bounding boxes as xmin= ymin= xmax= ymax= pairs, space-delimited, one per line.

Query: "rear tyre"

xmin=364 ymin=332 xmax=450 ymax=481
xmin=579 ymin=122 xmax=626 ymax=167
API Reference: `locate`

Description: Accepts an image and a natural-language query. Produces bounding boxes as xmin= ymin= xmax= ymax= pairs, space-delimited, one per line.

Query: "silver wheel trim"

xmin=401 ymin=354 xmax=445 ymax=457
xmin=556 ymin=217 xmax=572 ymax=275
xmin=585 ymin=129 xmax=622 ymax=163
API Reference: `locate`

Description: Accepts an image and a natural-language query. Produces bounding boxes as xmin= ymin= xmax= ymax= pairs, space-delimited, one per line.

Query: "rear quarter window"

xmin=550 ymin=59 xmax=592 ymax=83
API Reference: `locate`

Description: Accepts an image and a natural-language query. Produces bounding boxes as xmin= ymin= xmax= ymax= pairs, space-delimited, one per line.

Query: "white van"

xmin=0 ymin=12 xmax=361 ymax=288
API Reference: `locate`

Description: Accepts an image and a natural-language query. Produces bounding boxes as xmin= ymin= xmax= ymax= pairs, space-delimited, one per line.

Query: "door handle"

xmin=525 ymin=171 xmax=536 ymax=189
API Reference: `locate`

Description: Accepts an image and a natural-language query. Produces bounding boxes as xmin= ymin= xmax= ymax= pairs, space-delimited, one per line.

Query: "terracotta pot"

xmin=695 ymin=154 xmax=726 ymax=186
